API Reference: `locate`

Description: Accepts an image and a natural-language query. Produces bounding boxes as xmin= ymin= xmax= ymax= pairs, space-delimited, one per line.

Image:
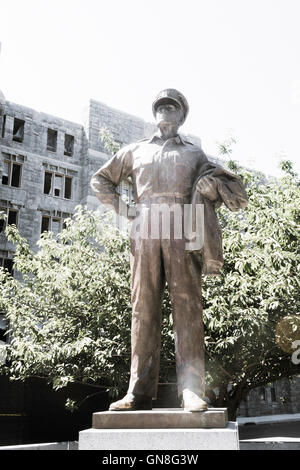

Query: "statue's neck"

xmin=157 ymin=124 xmax=179 ymax=141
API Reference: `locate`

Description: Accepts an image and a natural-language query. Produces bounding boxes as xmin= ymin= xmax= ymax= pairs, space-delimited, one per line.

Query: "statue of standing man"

xmin=91 ymin=89 xmax=248 ymax=412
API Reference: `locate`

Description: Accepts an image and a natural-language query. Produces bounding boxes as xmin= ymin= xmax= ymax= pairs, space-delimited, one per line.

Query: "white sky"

xmin=1 ymin=0 xmax=300 ymax=176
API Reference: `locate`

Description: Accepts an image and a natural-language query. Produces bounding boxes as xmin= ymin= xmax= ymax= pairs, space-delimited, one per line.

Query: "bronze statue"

xmin=91 ymin=89 xmax=248 ymax=412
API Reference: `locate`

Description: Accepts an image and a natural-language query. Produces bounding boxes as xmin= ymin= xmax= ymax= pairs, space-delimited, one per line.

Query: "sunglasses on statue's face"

xmin=156 ymin=103 xmax=179 ymax=113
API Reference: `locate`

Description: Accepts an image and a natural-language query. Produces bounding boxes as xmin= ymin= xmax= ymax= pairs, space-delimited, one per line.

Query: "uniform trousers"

xmin=127 ymin=203 xmax=205 ymax=399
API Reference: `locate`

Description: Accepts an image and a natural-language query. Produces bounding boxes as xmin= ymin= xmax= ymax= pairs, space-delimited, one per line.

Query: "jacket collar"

xmin=148 ymin=133 xmax=187 ymax=145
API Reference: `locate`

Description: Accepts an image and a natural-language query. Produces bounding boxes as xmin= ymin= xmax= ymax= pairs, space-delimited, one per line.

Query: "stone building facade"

xmin=0 ymin=101 xmax=85 ymax=258
xmin=237 ymin=376 xmax=300 ymax=417
xmin=0 ymin=96 xmax=299 ymax=417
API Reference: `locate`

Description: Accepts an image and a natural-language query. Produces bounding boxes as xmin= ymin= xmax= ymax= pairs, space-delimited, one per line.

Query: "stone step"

xmin=92 ymin=407 xmax=228 ymax=429
xmin=79 ymin=422 xmax=239 ymax=450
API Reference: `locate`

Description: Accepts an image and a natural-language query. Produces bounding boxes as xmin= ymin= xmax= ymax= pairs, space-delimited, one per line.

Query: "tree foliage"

xmin=202 ymin=161 xmax=300 ymax=416
xmin=0 ymin=139 xmax=299 ymax=417
xmin=0 ymin=210 xmax=133 ymax=396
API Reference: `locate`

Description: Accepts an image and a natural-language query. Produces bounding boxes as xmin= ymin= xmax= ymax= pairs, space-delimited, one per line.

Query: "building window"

xmin=12 ymin=118 xmax=25 ymax=143
xmin=47 ymin=129 xmax=57 ymax=152
xmin=0 ymin=257 xmax=14 ymax=276
xmin=0 ymin=208 xmax=18 ymax=233
xmin=41 ymin=213 xmax=70 ymax=235
xmin=43 ymin=172 xmax=52 ymax=195
xmin=64 ymin=176 xmax=72 ymax=199
xmin=1 ymin=115 xmax=6 ymax=138
xmin=0 ymin=316 xmax=7 ymax=344
xmin=54 ymin=174 xmax=63 ymax=197
xmin=43 ymin=171 xmax=72 ymax=199
xmin=259 ymin=387 xmax=266 ymax=401
xmin=41 ymin=216 xmax=50 ymax=233
xmin=271 ymin=387 xmax=277 ymax=402
xmin=2 ymin=161 xmax=22 ymax=187
xmin=64 ymin=134 xmax=74 ymax=157
xmin=41 ymin=216 xmax=61 ymax=236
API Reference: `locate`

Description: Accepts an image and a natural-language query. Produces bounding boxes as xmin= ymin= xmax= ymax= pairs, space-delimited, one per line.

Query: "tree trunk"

xmin=225 ymin=384 xmax=248 ymax=420
xmin=226 ymin=397 xmax=240 ymax=421
xmin=210 ymin=383 xmax=246 ymax=421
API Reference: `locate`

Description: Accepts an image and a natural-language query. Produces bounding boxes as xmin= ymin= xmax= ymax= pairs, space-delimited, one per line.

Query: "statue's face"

xmin=155 ymin=102 xmax=183 ymax=127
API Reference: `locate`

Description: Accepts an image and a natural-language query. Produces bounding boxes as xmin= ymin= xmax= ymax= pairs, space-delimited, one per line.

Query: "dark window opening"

xmin=64 ymin=134 xmax=74 ymax=157
xmin=12 ymin=118 xmax=25 ymax=143
xmin=0 ymin=258 xmax=14 ymax=276
xmin=0 ymin=315 xmax=7 ymax=343
xmin=11 ymin=164 xmax=21 ymax=188
xmin=1 ymin=115 xmax=6 ymax=138
xmin=43 ymin=171 xmax=73 ymax=199
xmin=0 ymin=328 xmax=6 ymax=343
xmin=4 ymin=258 xmax=13 ymax=275
xmin=260 ymin=387 xmax=266 ymax=401
xmin=47 ymin=129 xmax=57 ymax=152
xmin=64 ymin=177 xmax=72 ymax=199
xmin=54 ymin=174 xmax=63 ymax=197
xmin=271 ymin=387 xmax=276 ymax=402
xmin=41 ymin=216 xmax=50 ymax=233
xmin=44 ymin=172 xmax=52 ymax=194
xmin=0 ymin=320 xmax=6 ymax=342
xmin=2 ymin=161 xmax=9 ymax=185
xmin=0 ymin=209 xmax=18 ymax=233
xmin=7 ymin=210 xmax=17 ymax=226
xmin=41 ymin=216 xmax=69 ymax=236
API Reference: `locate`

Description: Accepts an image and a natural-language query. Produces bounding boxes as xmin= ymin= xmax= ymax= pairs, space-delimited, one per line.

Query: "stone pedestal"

xmin=92 ymin=407 xmax=228 ymax=429
xmin=78 ymin=408 xmax=239 ymax=450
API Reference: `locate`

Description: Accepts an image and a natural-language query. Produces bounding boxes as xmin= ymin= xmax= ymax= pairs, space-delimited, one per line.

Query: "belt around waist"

xmin=137 ymin=195 xmax=190 ymax=205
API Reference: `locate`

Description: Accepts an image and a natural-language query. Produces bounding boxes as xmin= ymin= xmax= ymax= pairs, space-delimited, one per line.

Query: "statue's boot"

xmin=109 ymin=393 xmax=152 ymax=411
xmin=182 ymin=389 xmax=208 ymax=412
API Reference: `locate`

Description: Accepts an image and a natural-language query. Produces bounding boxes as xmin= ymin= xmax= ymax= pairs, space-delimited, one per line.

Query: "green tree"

xmin=203 ymin=161 xmax=300 ymax=418
xmin=0 ymin=209 xmax=133 ymax=396
xmin=0 ymin=207 xmax=175 ymax=404
xmin=0 ymin=133 xmax=299 ymax=419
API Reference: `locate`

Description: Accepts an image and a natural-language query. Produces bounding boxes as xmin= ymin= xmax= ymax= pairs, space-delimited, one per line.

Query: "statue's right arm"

xmin=90 ymin=145 xmax=132 ymax=217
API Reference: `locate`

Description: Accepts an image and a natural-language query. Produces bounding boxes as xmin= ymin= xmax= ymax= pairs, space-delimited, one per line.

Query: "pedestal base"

xmin=92 ymin=407 xmax=228 ymax=429
xmin=79 ymin=422 xmax=239 ymax=450
xmin=79 ymin=408 xmax=239 ymax=450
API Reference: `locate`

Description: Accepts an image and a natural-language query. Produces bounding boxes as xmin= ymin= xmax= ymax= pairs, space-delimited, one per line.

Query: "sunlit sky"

xmin=1 ymin=0 xmax=300 ymax=176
